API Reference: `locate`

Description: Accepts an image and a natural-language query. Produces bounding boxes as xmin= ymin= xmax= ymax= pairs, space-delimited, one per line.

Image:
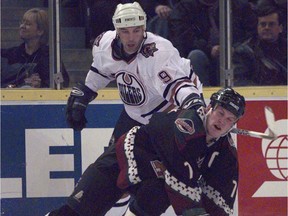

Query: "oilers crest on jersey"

xmin=116 ymin=71 xmax=146 ymax=106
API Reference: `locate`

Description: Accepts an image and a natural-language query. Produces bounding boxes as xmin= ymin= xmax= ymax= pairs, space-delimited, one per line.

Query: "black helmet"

xmin=210 ymin=88 xmax=246 ymax=118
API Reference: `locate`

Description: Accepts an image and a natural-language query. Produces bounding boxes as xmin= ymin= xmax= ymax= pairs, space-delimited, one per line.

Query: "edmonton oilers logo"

xmin=116 ymin=72 xmax=145 ymax=106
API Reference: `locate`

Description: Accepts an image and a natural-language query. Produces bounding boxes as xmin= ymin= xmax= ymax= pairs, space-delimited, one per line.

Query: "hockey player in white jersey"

xmin=47 ymin=2 xmax=205 ymax=216
xmin=67 ymin=1 xmax=203 ymax=128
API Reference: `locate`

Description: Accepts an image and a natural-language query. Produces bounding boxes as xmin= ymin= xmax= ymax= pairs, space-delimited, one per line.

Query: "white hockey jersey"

xmin=85 ymin=31 xmax=202 ymax=124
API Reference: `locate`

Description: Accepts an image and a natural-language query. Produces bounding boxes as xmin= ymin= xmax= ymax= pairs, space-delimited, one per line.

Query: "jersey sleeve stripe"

xmin=163 ymin=76 xmax=191 ymax=99
xmin=141 ymin=100 xmax=168 ymax=118
xmin=90 ymin=66 xmax=109 ymax=79
xmin=174 ymin=84 xmax=199 ymax=106
xmin=174 ymin=84 xmax=195 ymax=106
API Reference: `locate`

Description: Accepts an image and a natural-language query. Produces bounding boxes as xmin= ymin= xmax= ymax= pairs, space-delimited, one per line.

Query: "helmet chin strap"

xmin=137 ymin=31 xmax=147 ymax=53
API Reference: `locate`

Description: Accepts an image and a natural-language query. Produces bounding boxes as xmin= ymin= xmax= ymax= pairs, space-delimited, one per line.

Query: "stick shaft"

xmin=231 ymin=128 xmax=275 ymax=140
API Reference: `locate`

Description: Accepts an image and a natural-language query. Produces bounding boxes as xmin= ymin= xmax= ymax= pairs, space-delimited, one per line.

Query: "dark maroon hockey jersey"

xmin=116 ymin=108 xmax=238 ymax=215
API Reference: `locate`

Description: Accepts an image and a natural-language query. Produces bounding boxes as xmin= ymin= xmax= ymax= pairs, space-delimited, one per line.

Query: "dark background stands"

xmin=167 ymin=0 xmax=257 ymax=86
xmin=257 ymin=0 xmax=287 ymax=37
xmin=80 ymin=0 xmax=161 ymax=47
xmin=232 ymin=6 xmax=287 ymax=86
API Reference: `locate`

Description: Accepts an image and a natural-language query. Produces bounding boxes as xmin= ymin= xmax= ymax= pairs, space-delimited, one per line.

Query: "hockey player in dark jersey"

xmin=47 ymin=87 xmax=245 ymax=216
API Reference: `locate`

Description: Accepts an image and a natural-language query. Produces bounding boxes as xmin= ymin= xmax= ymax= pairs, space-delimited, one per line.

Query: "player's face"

xmin=206 ymin=105 xmax=237 ymax=140
xmin=118 ymin=26 xmax=145 ymax=54
xmin=257 ymin=13 xmax=283 ymax=42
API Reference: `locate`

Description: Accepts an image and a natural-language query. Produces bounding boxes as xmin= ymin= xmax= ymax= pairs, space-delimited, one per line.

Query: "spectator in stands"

xmin=232 ymin=7 xmax=287 ymax=86
xmin=154 ymin=0 xmax=174 ymax=19
xmin=1 ymin=8 xmax=69 ymax=88
xmin=168 ymin=0 xmax=257 ymax=86
xmin=146 ymin=0 xmax=179 ymax=39
xmin=257 ymin=0 xmax=287 ymax=37
xmin=248 ymin=0 xmax=259 ymax=11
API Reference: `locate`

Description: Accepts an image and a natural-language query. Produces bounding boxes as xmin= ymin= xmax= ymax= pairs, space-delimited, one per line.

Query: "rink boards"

xmin=1 ymin=87 xmax=287 ymax=216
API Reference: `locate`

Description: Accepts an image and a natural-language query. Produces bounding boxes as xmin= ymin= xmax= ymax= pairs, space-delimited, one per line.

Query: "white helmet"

xmin=112 ymin=2 xmax=147 ymax=30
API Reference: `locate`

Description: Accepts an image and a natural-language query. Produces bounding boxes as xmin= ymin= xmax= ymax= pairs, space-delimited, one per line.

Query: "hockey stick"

xmin=231 ymin=106 xmax=277 ymax=140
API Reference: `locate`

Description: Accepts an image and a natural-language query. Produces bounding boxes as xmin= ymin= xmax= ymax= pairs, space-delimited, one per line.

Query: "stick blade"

xmin=264 ymin=106 xmax=277 ymax=139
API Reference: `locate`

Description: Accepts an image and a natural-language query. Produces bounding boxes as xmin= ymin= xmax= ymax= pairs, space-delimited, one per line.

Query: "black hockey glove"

xmin=180 ymin=93 xmax=206 ymax=110
xmin=182 ymin=208 xmax=210 ymax=216
xmin=66 ymin=83 xmax=97 ymax=131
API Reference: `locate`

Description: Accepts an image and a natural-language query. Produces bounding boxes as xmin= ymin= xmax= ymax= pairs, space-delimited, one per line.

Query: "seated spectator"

xmin=232 ymin=7 xmax=287 ymax=86
xmin=146 ymin=0 xmax=183 ymax=40
xmin=248 ymin=0 xmax=259 ymax=11
xmin=168 ymin=0 xmax=257 ymax=86
xmin=257 ymin=0 xmax=287 ymax=37
xmin=154 ymin=0 xmax=177 ymax=19
xmin=1 ymin=8 xmax=69 ymax=88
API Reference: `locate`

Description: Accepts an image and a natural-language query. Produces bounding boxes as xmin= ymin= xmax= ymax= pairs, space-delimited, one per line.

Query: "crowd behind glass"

xmin=1 ymin=0 xmax=287 ymax=89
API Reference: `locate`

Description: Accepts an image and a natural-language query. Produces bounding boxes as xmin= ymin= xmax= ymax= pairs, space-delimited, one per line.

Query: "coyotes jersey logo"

xmin=140 ymin=42 xmax=158 ymax=58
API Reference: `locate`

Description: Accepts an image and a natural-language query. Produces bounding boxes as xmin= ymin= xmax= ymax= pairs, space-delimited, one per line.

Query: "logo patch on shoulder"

xmin=175 ymin=118 xmax=195 ymax=135
xmin=93 ymin=32 xmax=105 ymax=46
xmin=140 ymin=42 xmax=158 ymax=58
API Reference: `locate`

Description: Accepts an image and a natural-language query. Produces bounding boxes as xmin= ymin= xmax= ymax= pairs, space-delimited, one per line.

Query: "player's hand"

xmin=66 ymin=83 xmax=97 ymax=131
xmin=66 ymin=94 xmax=88 ymax=131
xmin=155 ymin=5 xmax=172 ymax=19
xmin=23 ymin=73 xmax=41 ymax=88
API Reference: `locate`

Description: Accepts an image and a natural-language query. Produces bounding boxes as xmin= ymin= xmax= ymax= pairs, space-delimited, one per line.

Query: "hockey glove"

xmin=66 ymin=83 xmax=97 ymax=131
xmin=180 ymin=93 xmax=206 ymax=110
